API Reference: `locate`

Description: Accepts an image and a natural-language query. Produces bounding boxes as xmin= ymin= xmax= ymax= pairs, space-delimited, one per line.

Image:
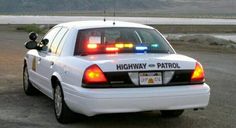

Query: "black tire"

xmin=160 ymin=110 xmax=184 ymax=118
xmin=23 ymin=65 xmax=37 ymax=95
xmin=53 ymin=80 xmax=75 ymax=123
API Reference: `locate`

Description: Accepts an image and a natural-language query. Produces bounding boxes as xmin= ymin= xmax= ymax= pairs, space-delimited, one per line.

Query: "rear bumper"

xmin=63 ymin=83 xmax=210 ymax=116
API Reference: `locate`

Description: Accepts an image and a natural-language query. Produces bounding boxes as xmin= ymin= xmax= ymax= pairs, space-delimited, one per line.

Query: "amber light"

xmin=115 ymin=44 xmax=124 ymax=48
xmin=124 ymin=43 xmax=133 ymax=48
xmin=87 ymin=44 xmax=97 ymax=49
xmin=191 ymin=62 xmax=205 ymax=82
xmin=83 ymin=64 xmax=107 ymax=84
xmin=115 ymin=43 xmax=134 ymax=48
xmin=106 ymin=47 xmax=119 ymax=52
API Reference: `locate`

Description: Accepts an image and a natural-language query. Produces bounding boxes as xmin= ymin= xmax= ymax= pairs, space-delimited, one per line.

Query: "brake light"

xmin=191 ymin=62 xmax=205 ymax=82
xmin=83 ymin=64 xmax=107 ymax=84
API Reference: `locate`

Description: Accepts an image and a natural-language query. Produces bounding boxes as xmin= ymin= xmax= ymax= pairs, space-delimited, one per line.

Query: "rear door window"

xmin=42 ymin=27 xmax=62 ymax=52
xmin=50 ymin=27 xmax=68 ymax=54
xmin=56 ymin=29 xmax=69 ymax=55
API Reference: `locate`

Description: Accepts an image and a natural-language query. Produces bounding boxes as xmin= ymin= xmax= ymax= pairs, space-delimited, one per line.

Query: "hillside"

xmin=0 ymin=0 xmax=235 ymax=17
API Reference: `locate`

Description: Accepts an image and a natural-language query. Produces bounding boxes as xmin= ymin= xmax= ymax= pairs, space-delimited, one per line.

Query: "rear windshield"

xmin=74 ymin=27 xmax=174 ymax=55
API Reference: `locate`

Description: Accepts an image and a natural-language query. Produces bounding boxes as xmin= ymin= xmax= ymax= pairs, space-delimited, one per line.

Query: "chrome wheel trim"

xmin=54 ymin=85 xmax=62 ymax=117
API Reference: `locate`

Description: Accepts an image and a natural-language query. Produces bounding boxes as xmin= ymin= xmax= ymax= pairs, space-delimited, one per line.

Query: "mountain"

xmin=0 ymin=0 xmax=235 ymax=17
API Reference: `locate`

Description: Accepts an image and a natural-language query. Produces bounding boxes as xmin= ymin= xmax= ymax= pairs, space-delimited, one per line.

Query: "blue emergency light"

xmin=135 ymin=46 xmax=148 ymax=51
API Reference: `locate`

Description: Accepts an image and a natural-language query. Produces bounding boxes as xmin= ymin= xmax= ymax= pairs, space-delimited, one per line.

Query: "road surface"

xmin=0 ymin=28 xmax=235 ymax=128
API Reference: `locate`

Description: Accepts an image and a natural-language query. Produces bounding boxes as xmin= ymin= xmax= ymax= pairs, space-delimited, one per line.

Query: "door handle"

xmin=38 ymin=58 xmax=41 ymax=64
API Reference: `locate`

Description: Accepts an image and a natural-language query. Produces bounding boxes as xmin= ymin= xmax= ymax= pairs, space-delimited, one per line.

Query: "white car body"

xmin=24 ymin=21 xmax=210 ymax=117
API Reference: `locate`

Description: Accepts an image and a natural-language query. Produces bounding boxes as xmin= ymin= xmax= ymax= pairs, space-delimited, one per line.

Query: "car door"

xmin=27 ymin=49 xmax=42 ymax=88
xmin=35 ymin=27 xmax=62 ymax=96
xmin=37 ymin=27 xmax=68 ymax=97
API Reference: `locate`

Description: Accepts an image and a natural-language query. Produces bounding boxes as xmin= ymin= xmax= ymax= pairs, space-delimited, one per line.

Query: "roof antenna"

xmin=113 ymin=0 xmax=116 ymax=25
xmin=103 ymin=3 xmax=106 ymax=22
xmin=103 ymin=10 xmax=106 ymax=22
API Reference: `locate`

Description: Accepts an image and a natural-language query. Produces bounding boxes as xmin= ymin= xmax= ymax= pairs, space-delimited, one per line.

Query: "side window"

xmin=56 ymin=29 xmax=69 ymax=55
xmin=50 ymin=28 xmax=68 ymax=54
xmin=43 ymin=27 xmax=62 ymax=51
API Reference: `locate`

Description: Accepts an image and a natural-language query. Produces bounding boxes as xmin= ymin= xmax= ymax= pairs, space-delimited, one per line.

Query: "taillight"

xmin=191 ymin=62 xmax=205 ymax=83
xmin=83 ymin=64 xmax=107 ymax=84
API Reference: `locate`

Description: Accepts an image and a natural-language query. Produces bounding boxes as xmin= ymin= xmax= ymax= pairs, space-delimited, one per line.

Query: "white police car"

xmin=23 ymin=21 xmax=210 ymax=123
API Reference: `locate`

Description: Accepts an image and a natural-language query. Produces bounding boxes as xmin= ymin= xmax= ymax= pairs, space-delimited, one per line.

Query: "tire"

xmin=53 ymin=80 xmax=75 ymax=123
xmin=23 ymin=65 xmax=37 ymax=95
xmin=160 ymin=110 xmax=184 ymax=118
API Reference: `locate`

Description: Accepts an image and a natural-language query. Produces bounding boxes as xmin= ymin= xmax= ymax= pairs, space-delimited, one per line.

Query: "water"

xmin=0 ymin=15 xmax=236 ymax=25
xmin=1 ymin=15 xmax=235 ymax=42
xmin=164 ymin=33 xmax=236 ymax=42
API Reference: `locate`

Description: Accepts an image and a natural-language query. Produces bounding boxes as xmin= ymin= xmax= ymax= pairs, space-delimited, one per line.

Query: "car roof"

xmin=55 ymin=20 xmax=154 ymax=30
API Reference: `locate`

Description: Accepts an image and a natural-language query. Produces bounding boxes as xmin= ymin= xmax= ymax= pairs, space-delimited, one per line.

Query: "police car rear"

xmin=66 ymin=26 xmax=210 ymax=117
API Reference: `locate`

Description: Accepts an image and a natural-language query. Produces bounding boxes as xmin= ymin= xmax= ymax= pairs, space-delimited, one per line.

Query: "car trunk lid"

xmin=80 ymin=53 xmax=196 ymax=72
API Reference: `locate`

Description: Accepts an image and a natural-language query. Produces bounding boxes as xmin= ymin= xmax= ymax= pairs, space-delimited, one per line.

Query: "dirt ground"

xmin=0 ymin=26 xmax=236 ymax=128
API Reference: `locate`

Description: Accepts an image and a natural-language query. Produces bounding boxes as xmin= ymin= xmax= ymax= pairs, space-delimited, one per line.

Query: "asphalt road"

xmin=0 ymin=28 xmax=235 ymax=128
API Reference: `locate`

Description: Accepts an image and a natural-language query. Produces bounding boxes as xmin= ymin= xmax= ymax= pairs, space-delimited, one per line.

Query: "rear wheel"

xmin=53 ymin=80 xmax=75 ymax=123
xmin=23 ymin=65 xmax=37 ymax=95
xmin=160 ymin=110 xmax=184 ymax=118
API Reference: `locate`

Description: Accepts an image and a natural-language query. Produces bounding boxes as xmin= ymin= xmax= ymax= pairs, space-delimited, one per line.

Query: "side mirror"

xmin=24 ymin=32 xmax=38 ymax=49
xmin=29 ymin=32 xmax=38 ymax=41
xmin=24 ymin=41 xmax=37 ymax=49
xmin=41 ymin=39 xmax=49 ymax=46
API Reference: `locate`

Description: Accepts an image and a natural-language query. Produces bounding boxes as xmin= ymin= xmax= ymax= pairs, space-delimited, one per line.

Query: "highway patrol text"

xmin=157 ymin=63 xmax=180 ymax=69
xmin=116 ymin=63 xmax=147 ymax=70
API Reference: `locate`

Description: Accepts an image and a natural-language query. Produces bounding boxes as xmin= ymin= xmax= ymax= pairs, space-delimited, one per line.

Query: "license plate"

xmin=139 ymin=72 xmax=162 ymax=85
